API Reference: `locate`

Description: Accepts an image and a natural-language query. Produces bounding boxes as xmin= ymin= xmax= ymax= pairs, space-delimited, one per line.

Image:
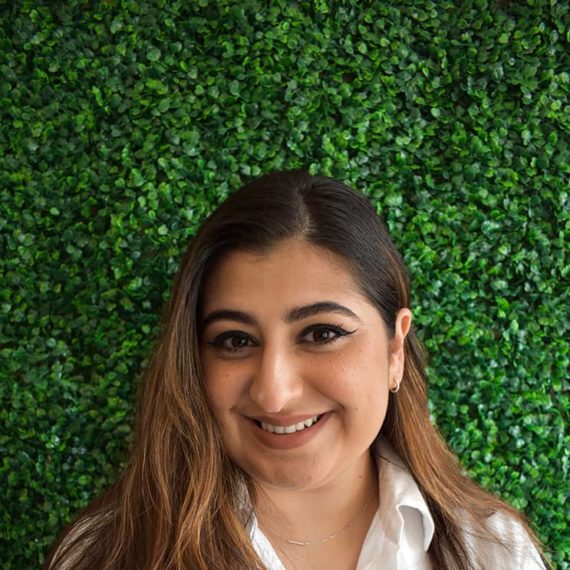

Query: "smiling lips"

xmin=249 ymin=412 xmax=330 ymax=450
xmin=259 ymin=415 xmax=321 ymax=434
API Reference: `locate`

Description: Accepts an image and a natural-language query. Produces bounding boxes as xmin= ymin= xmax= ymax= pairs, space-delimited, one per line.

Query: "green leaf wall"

xmin=1 ymin=1 xmax=568 ymax=567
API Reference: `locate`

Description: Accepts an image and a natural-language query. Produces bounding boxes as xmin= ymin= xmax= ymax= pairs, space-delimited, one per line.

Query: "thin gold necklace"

xmin=285 ymin=491 xmax=374 ymax=547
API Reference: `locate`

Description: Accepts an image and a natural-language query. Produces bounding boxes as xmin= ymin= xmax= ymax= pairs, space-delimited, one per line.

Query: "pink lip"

xmin=246 ymin=411 xmax=332 ymax=450
xmin=249 ymin=413 xmax=325 ymax=426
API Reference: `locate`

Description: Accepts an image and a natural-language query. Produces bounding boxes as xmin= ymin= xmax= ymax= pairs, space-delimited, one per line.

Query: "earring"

xmin=390 ymin=382 xmax=401 ymax=394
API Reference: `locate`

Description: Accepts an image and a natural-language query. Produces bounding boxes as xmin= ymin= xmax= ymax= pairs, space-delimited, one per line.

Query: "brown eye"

xmin=299 ymin=324 xmax=356 ymax=345
xmin=209 ymin=332 xmax=256 ymax=353
xmin=227 ymin=336 xmax=249 ymax=349
xmin=312 ymin=329 xmax=335 ymax=342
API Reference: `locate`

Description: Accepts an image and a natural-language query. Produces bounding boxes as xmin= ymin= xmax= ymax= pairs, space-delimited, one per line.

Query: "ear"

xmin=389 ymin=308 xmax=412 ymax=391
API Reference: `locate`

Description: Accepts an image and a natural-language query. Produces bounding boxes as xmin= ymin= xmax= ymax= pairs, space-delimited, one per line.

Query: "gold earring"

xmin=390 ymin=382 xmax=401 ymax=393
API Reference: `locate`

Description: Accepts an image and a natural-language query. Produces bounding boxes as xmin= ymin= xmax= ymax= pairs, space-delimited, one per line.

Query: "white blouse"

xmin=249 ymin=438 xmax=545 ymax=569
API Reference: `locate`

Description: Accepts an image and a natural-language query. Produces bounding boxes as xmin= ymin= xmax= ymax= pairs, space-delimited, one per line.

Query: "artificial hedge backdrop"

xmin=1 ymin=0 xmax=569 ymax=567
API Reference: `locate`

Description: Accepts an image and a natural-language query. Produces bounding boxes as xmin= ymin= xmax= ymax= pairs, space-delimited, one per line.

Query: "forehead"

xmin=201 ymin=239 xmax=368 ymax=309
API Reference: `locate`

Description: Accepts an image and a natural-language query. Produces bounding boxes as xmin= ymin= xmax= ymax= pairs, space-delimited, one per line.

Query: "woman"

xmin=44 ymin=170 xmax=548 ymax=569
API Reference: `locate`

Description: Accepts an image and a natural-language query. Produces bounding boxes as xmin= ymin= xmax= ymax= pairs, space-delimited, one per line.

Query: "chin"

xmin=247 ymin=458 xmax=336 ymax=492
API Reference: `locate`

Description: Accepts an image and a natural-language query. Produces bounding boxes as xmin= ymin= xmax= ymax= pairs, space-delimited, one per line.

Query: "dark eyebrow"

xmin=201 ymin=301 xmax=362 ymax=329
xmin=286 ymin=301 xmax=362 ymax=324
xmin=201 ymin=310 xmax=256 ymax=329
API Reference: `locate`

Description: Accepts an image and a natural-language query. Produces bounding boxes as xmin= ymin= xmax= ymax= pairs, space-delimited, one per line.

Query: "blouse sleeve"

xmin=466 ymin=510 xmax=547 ymax=570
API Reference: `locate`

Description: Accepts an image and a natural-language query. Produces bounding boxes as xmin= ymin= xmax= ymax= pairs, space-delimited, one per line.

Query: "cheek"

xmin=203 ymin=359 xmax=247 ymax=415
xmin=324 ymin=342 xmax=390 ymax=392
xmin=322 ymin=345 xmax=391 ymax=429
xmin=205 ymin=380 xmax=225 ymax=414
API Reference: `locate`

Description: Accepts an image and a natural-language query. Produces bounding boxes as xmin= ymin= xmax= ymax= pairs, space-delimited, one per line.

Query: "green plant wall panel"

xmin=1 ymin=1 xmax=568 ymax=567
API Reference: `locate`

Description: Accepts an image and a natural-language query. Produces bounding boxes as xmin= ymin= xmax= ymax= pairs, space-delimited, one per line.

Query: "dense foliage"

xmin=1 ymin=0 xmax=568 ymax=567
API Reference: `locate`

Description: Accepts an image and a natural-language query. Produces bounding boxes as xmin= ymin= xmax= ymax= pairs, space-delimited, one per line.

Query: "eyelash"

xmin=207 ymin=324 xmax=356 ymax=354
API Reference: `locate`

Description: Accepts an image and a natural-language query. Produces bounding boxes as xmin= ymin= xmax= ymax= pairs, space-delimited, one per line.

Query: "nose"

xmin=248 ymin=342 xmax=303 ymax=413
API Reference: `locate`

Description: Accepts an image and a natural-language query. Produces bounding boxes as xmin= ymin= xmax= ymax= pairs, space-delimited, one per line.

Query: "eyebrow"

xmin=201 ymin=301 xmax=362 ymax=329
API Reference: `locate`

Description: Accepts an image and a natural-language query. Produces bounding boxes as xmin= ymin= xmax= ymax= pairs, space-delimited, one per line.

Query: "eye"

xmin=208 ymin=331 xmax=256 ymax=353
xmin=299 ymin=324 xmax=356 ymax=345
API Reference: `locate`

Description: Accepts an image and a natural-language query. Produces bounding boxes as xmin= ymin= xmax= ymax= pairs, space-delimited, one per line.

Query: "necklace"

xmin=285 ymin=491 xmax=374 ymax=547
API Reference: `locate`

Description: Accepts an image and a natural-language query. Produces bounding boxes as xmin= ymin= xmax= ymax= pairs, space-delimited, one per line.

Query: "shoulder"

xmin=464 ymin=510 xmax=546 ymax=570
xmin=372 ymin=438 xmax=546 ymax=570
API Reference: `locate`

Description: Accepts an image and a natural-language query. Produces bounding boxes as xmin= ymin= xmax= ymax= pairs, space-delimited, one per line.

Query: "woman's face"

xmin=199 ymin=239 xmax=410 ymax=492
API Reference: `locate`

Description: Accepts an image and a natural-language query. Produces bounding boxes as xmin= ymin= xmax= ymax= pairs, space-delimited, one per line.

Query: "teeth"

xmin=260 ymin=415 xmax=320 ymax=434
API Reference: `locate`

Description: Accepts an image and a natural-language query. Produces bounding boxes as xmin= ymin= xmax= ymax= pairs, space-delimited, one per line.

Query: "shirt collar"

xmin=246 ymin=436 xmax=436 ymax=568
xmin=373 ymin=436 xmax=435 ymax=552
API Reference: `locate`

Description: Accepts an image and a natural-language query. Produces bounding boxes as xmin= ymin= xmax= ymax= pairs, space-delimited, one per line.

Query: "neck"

xmin=254 ymin=451 xmax=378 ymax=546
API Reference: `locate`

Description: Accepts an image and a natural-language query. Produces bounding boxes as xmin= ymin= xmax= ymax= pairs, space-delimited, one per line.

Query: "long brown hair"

xmin=44 ymin=170 xmax=548 ymax=569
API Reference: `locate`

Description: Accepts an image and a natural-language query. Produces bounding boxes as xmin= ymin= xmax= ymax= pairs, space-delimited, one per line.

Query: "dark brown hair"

xmin=44 ymin=170 xmax=548 ymax=569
